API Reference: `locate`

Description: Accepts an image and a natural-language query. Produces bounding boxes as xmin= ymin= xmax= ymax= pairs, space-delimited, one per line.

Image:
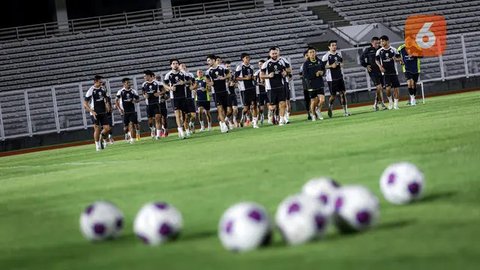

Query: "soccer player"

xmin=115 ymin=78 xmax=140 ymax=144
xmin=302 ymin=47 xmax=326 ymax=121
xmin=225 ymin=61 xmax=239 ymax=129
xmin=361 ymin=36 xmax=387 ymax=111
xmin=142 ymin=70 xmax=163 ymax=139
xmin=194 ymin=69 xmax=212 ymax=131
xmin=254 ymin=59 xmax=268 ymax=125
xmin=299 ymin=50 xmax=312 ymax=120
xmin=398 ymin=43 xmax=421 ymax=106
xmin=322 ymin=40 xmax=350 ymax=117
xmin=206 ymin=54 xmax=230 ymax=133
xmin=376 ymin=35 xmax=402 ymax=110
xmin=261 ymin=47 xmax=288 ymax=126
xmin=155 ymin=74 xmax=169 ymax=138
xmin=104 ymin=93 xmax=115 ymax=145
xmin=236 ymin=53 xmax=259 ymax=128
xmin=163 ymin=58 xmax=190 ymax=139
xmin=275 ymin=47 xmax=293 ymax=123
xmin=180 ymin=63 xmax=197 ymax=135
xmin=83 ymin=75 xmax=111 ymax=151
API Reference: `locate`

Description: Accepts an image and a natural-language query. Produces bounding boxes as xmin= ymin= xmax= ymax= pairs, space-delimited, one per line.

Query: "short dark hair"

xmin=307 ymin=46 xmax=316 ymax=52
xmin=122 ymin=78 xmax=131 ymax=83
xmin=371 ymin=36 xmax=380 ymax=41
xmin=225 ymin=60 xmax=231 ymax=65
xmin=207 ymin=54 xmax=216 ymax=60
xmin=144 ymin=70 xmax=154 ymax=76
xmin=169 ymin=58 xmax=179 ymax=65
xmin=269 ymin=47 xmax=277 ymax=52
xmin=259 ymin=59 xmax=265 ymax=64
xmin=380 ymin=35 xmax=389 ymax=41
xmin=241 ymin=53 xmax=250 ymax=60
xmin=328 ymin=40 xmax=337 ymax=47
xmin=215 ymin=55 xmax=222 ymax=60
xmin=94 ymin=75 xmax=103 ymax=81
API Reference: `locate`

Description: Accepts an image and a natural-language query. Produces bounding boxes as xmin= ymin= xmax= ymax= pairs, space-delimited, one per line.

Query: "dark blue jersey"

xmin=398 ymin=44 xmax=421 ymax=74
xmin=360 ymin=45 xmax=381 ymax=74
xmin=195 ymin=76 xmax=210 ymax=102
xmin=302 ymin=58 xmax=325 ymax=90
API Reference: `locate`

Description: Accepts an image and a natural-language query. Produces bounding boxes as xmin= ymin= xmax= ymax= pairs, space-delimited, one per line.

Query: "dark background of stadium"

xmin=0 ymin=0 xmax=215 ymax=28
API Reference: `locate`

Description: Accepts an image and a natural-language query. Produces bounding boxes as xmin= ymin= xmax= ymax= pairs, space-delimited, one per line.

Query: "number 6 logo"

xmin=405 ymin=15 xmax=446 ymax=57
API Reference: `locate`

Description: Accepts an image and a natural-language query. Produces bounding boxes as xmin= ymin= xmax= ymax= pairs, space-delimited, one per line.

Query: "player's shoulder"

xmin=164 ymin=70 xmax=173 ymax=77
xmin=376 ymin=47 xmax=384 ymax=55
xmin=141 ymin=81 xmax=148 ymax=86
xmin=235 ymin=65 xmax=243 ymax=71
xmin=321 ymin=52 xmax=329 ymax=61
xmin=337 ymin=51 xmax=343 ymax=57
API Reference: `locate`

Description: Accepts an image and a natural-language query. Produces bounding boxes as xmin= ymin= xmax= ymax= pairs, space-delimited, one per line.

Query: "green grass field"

xmin=1 ymin=92 xmax=479 ymax=270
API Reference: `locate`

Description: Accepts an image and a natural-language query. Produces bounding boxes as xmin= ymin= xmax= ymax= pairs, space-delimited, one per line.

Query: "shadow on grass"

xmin=421 ymin=191 xmax=457 ymax=203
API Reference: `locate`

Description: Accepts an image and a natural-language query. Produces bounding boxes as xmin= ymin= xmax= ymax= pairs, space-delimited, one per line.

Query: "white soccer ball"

xmin=275 ymin=194 xmax=329 ymax=245
xmin=333 ymin=185 xmax=380 ymax=233
xmin=79 ymin=201 xmax=124 ymax=241
xmin=302 ymin=177 xmax=341 ymax=216
xmin=218 ymin=202 xmax=272 ymax=252
xmin=134 ymin=202 xmax=183 ymax=246
xmin=380 ymin=162 xmax=425 ymax=205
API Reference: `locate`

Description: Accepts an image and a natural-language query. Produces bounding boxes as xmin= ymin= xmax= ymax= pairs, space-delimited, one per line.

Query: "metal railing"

xmin=1 ymin=31 xmax=479 ymax=142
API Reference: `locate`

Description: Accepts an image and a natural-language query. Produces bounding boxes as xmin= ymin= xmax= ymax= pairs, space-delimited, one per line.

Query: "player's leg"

xmin=174 ymin=109 xmax=185 ymax=139
xmin=327 ymin=82 xmax=336 ymax=118
xmin=385 ymin=78 xmax=393 ymax=110
xmin=303 ymin=87 xmax=311 ymax=120
xmin=317 ymin=92 xmax=325 ymax=120
xmin=252 ymin=100 xmax=259 ymax=128
xmin=310 ymin=95 xmax=319 ymax=121
xmin=154 ymin=113 xmax=162 ymax=140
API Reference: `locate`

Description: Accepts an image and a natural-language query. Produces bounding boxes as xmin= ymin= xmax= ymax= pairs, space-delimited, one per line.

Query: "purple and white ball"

xmin=380 ymin=162 xmax=425 ymax=205
xmin=302 ymin=177 xmax=341 ymax=216
xmin=334 ymin=185 xmax=380 ymax=233
xmin=275 ymin=194 xmax=329 ymax=245
xmin=79 ymin=201 xmax=124 ymax=241
xmin=133 ymin=202 xmax=183 ymax=246
xmin=218 ymin=202 xmax=272 ymax=252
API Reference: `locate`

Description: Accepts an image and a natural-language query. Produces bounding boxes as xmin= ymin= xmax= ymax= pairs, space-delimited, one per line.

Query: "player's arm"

xmin=133 ymin=90 xmax=140 ymax=103
xmin=375 ymin=50 xmax=385 ymax=73
xmin=104 ymin=95 xmax=112 ymax=113
xmin=205 ymin=74 xmax=214 ymax=87
xmin=83 ymin=89 xmax=97 ymax=118
xmin=115 ymin=97 xmax=123 ymax=115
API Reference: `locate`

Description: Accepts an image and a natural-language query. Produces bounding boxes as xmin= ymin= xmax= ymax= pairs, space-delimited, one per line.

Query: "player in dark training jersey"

xmin=163 ymin=59 xmax=190 ymax=139
xmin=302 ymin=47 xmax=326 ymax=121
xmin=260 ymin=47 xmax=289 ymax=126
xmin=254 ymin=60 xmax=268 ymax=125
xmin=225 ymin=61 xmax=239 ymax=129
xmin=194 ymin=70 xmax=212 ymax=131
xmin=398 ymin=43 xmax=421 ymax=106
xmin=180 ymin=63 xmax=197 ymax=136
xmin=376 ymin=35 xmax=402 ymax=110
xmin=83 ymin=75 xmax=111 ymax=151
xmin=322 ymin=40 xmax=350 ymax=117
xmin=299 ymin=50 xmax=312 ymax=120
xmin=142 ymin=70 xmax=164 ymax=140
xmin=115 ymin=78 xmax=140 ymax=144
xmin=206 ymin=54 xmax=230 ymax=133
xmin=361 ymin=36 xmax=387 ymax=111
xmin=236 ymin=53 xmax=259 ymax=129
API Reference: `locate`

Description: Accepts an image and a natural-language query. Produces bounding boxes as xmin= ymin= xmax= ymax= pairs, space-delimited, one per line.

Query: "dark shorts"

xmin=123 ymin=112 xmax=138 ymax=125
xmin=268 ymin=87 xmax=286 ymax=105
xmin=186 ymin=98 xmax=196 ymax=113
xmin=172 ymin=98 xmax=187 ymax=112
xmin=328 ymin=79 xmax=346 ymax=96
xmin=284 ymin=83 xmax=291 ymax=100
xmin=228 ymin=93 xmax=238 ymax=107
xmin=213 ymin=92 xmax=229 ymax=109
xmin=405 ymin=72 xmax=419 ymax=83
xmin=241 ymin=90 xmax=257 ymax=107
xmin=91 ymin=113 xmax=110 ymax=126
xmin=369 ymin=72 xmax=384 ymax=87
xmin=258 ymin=92 xmax=269 ymax=106
xmin=384 ymin=74 xmax=400 ymax=88
xmin=308 ymin=88 xmax=325 ymax=99
xmin=159 ymin=102 xmax=168 ymax=117
xmin=147 ymin=104 xmax=161 ymax=118
xmin=197 ymin=100 xmax=211 ymax=111
xmin=107 ymin=113 xmax=113 ymax=126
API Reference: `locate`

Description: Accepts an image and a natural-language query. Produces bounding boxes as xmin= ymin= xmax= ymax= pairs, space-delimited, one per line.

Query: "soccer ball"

xmin=134 ymin=202 xmax=183 ymax=246
xmin=334 ymin=185 xmax=380 ymax=233
xmin=275 ymin=194 xmax=329 ymax=245
xmin=301 ymin=177 xmax=341 ymax=216
xmin=79 ymin=201 xmax=124 ymax=241
xmin=380 ymin=162 xmax=425 ymax=205
xmin=218 ymin=202 xmax=272 ymax=252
